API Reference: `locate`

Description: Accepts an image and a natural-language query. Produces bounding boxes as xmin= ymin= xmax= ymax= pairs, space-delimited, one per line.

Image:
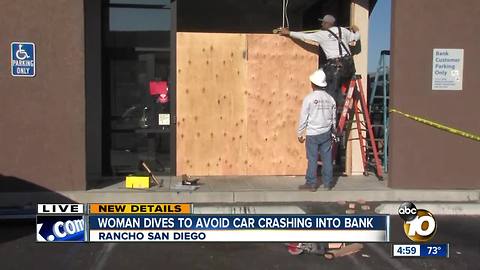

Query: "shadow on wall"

xmin=292 ymin=39 xmax=318 ymax=56
xmin=290 ymin=38 xmax=324 ymax=69
xmin=0 ymin=174 xmax=77 ymax=244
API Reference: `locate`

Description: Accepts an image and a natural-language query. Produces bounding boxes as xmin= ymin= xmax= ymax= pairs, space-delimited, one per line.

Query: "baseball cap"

xmin=318 ymin=14 xmax=336 ymax=24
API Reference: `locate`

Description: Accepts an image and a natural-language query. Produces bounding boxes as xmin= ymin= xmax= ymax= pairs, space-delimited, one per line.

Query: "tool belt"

xmin=325 ymin=27 xmax=356 ymax=78
xmin=326 ymin=56 xmax=355 ymax=79
xmin=327 ymin=56 xmax=352 ymax=67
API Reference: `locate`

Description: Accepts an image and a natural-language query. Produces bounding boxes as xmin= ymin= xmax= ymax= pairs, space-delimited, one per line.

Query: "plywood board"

xmin=177 ymin=33 xmax=318 ymax=176
xmin=176 ymin=33 xmax=248 ymax=175
xmin=246 ymin=34 xmax=318 ymax=175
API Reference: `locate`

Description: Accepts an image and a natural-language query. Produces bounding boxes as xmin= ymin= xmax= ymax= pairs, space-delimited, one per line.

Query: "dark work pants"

xmin=305 ymin=132 xmax=333 ymax=187
xmin=323 ymin=62 xmax=353 ymax=172
xmin=324 ymin=64 xmax=346 ymax=107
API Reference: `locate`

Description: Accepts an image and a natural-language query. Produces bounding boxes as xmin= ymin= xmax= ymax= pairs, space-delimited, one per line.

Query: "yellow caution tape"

xmin=390 ymin=108 xmax=480 ymax=142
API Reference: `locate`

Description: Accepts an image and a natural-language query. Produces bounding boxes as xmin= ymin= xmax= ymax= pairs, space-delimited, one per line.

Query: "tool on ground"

xmin=141 ymin=161 xmax=161 ymax=186
xmin=369 ymin=50 xmax=390 ymax=172
xmin=181 ymin=174 xmax=200 ymax=186
xmin=335 ymin=75 xmax=384 ymax=180
xmin=124 ymin=161 xmax=162 ymax=189
xmin=125 ymin=174 xmax=151 ymax=189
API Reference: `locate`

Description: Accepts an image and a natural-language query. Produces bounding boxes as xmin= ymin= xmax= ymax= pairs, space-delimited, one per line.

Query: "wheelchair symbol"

xmin=16 ymin=44 xmax=30 ymax=60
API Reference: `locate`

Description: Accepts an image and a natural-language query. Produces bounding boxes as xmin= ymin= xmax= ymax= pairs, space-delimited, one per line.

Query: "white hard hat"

xmin=309 ymin=69 xmax=327 ymax=87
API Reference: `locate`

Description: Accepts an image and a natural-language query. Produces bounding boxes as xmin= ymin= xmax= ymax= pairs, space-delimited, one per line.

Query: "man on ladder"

xmin=279 ymin=14 xmax=382 ymax=178
xmin=278 ymin=14 xmax=360 ymax=174
xmin=278 ymin=14 xmax=360 ymax=106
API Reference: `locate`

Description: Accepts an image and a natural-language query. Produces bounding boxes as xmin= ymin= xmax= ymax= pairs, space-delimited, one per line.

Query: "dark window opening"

xmin=178 ymin=0 xmax=351 ymax=33
xmin=102 ymin=0 xmax=174 ymax=178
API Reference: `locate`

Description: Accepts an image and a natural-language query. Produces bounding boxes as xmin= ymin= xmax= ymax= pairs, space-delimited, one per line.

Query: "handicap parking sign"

xmin=11 ymin=42 xmax=36 ymax=77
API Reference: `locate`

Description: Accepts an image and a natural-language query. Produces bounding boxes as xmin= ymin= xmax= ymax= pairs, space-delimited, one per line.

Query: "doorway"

xmin=102 ymin=0 xmax=174 ymax=177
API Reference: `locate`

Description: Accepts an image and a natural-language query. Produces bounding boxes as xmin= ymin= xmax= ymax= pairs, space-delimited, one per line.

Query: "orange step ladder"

xmin=336 ymin=75 xmax=384 ymax=180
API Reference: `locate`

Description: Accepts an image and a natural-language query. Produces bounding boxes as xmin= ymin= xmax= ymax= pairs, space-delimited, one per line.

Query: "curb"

xmin=1 ymin=190 xmax=479 ymax=205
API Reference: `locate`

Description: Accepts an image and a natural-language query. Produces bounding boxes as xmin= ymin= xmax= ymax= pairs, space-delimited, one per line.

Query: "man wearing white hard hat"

xmin=297 ymin=69 xmax=336 ymax=191
xmin=278 ymin=14 xmax=360 ymax=106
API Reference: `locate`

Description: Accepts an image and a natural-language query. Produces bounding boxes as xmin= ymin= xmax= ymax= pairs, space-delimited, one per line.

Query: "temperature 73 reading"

xmin=427 ymin=246 xmax=441 ymax=255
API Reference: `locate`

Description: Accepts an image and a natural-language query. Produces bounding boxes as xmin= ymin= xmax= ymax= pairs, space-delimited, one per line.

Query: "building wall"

xmin=389 ymin=0 xmax=480 ymax=188
xmin=0 ymin=0 xmax=86 ymax=190
xmin=84 ymin=0 xmax=103 ymax=185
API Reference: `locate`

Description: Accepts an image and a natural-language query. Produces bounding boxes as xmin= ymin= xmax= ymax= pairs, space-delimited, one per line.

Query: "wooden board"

xmin=176 ymin=33 xmax=317 ymax=176
xmin=176 ymin=33 xmax=248 ymax=175
xmin=328 ymin=243 xmax=363 ymax=258
xmin=246 ymin=34 xmax=318 ymax=175
xmin=325 ymin=243 xmax=363 ymax=259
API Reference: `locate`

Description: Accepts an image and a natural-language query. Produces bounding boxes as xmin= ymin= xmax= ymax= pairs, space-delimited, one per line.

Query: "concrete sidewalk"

xmin=1 ymin=175 xmax=479 ymax=205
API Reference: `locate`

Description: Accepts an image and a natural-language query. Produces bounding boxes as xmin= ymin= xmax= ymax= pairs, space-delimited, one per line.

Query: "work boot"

xmin=323 ymin=184 xmax=333 ymax=191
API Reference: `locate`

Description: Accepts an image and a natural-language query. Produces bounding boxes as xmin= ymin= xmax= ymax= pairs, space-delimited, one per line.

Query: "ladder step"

xmin=368 ymin=150 xmax=385 ymax=154
xmin=366 ymin=140 xmax=385 ymax=144
xmin=366 ymin=146 xmax=384 ymax=150
xmin=367 ymin=153 xmax=384 ymax=157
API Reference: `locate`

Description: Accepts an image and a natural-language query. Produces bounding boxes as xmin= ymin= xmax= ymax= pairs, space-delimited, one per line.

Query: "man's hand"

xmin=298 ymin=136 xmax=306 ymax=143
xmin=278 ymin=27 xmax=290 ymax=36
xmin=331 ymin=133 xmax=340 ymax=143
xmin=349 ymin=25 xmax=359 ymax=33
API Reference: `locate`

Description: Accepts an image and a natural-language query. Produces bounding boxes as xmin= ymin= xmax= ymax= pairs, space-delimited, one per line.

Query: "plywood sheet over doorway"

xmin=176 ymin=33 xmax=318 ymax=176
xmin=176 ymin=33 xmax=248 ymax=175
xmin=245 ymin=34 xmax=318 ymax=175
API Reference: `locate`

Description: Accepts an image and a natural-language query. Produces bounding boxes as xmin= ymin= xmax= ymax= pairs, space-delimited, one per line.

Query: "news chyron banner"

xmin=37 ymin=204 xmax=390 ymax=243
xmin=36 ymin=203 xmax=190 ymax=242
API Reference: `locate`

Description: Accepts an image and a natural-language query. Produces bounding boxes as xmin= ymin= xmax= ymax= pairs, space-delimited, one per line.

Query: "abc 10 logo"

xmin=398 ymin=202 xmax=437 ymax=242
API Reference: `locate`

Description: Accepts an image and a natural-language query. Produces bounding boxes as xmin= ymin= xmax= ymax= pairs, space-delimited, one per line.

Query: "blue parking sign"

xmin=11 ymin=42 xmax=36 ymax=77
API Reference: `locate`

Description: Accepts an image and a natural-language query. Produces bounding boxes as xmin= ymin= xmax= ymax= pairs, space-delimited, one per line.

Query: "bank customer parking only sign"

xmin=11 ymin=42 xmax=36 ymax=77
xmin=432 ymin=48 xmax=463 ymax=90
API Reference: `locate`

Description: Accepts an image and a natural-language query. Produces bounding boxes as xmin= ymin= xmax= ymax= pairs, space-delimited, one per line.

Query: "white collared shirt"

xmin=297 ymin=90 xmax=336 ymax=137
xmin=290 ymin=27 xmax=360 ymax=59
